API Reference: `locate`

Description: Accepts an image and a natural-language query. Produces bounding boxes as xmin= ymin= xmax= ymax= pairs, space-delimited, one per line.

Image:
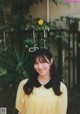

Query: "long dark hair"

xmin=23 ymin=48 xmax=62 ymax=96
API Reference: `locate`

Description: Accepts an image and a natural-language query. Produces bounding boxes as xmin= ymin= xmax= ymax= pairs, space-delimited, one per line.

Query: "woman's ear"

xmin=50 ymin=58 xmax=53 ymax=65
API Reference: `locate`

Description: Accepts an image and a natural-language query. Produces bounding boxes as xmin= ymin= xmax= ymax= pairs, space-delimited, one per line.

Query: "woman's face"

xmin=34 ymin=56 xmax=51 ymax=77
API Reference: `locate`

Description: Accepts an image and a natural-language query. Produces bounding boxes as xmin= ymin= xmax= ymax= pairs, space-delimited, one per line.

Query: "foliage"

xmin=54 ymin=32 xmax=68 ymax=50
xmin=0 ymin=66 xmax=7 ymax=76
xmin=0 ymin=0 xmax=69 ymax=32
xmin=25 ymin=18 xmax=49 ymax=30
xmin=25 ymin=18 xmax=64 ymax=30
xmin=0 ymin=0 xmax=65 ymax=51
xmin=0 ymin=40 xmax=5 ymax=53
xmin=52 ymin=0 xmax=69 ymax=4
xmin=0 ymin=0 xmax=63 ymax=32
xmin=0 ymin=44 xmax=34 ymax=88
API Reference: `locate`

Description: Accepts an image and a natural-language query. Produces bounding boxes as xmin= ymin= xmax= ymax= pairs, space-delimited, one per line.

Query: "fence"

xmin=0 ymin=29 xmax=80 ymax=89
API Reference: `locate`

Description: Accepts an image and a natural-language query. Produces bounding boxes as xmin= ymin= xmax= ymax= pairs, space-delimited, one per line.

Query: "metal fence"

xmin=0 ymin=29 xmax=80 ymax=89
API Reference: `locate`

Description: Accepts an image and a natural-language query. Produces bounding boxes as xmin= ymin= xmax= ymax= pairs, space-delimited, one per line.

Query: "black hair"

xmin=23 ymin=48 xmax=62 ymax=96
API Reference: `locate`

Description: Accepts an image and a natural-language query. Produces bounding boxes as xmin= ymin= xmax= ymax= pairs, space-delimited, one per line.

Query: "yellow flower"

xmin=38 ymin=19 xmax=44 ymax=25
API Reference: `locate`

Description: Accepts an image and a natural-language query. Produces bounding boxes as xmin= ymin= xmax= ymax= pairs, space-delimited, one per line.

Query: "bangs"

xmin=32 ymin=48 xmax=52 ymax=64
xmin=34 ymin=55 xmax=49 ymax=63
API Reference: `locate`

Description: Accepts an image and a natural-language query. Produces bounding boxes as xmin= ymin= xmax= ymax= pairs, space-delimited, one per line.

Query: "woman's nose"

xmin=38 ymin=63 xmax=42 ymax=68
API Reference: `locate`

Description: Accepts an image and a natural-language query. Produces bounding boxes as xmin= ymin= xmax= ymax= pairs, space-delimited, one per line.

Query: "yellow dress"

xmin=15 ymin=79 xmax=67 ymax=114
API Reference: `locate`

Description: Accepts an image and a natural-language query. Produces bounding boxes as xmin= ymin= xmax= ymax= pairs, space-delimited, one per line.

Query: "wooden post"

xmin=47 ymin=0 xmax=49 ymax=22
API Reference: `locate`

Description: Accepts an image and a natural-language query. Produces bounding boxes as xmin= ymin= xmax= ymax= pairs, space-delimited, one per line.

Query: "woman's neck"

xmin=38 ymin=75 xmax=51 ymax=85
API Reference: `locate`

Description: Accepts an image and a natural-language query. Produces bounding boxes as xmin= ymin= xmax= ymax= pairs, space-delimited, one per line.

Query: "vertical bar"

xmin=72 ymin=33 xmax=75 ymax=87
xmin=37 ymin=31 xmax=40 ymax=47
xmin=47 ymin=0 xmax=49 ymax=22
xmin=3 ymin=30 xmax=6 ymax=50
xmin=57 ymin=31 xmax=62 ymax=81
xmin=44 ymin=30 xmax=46 ymax=48
xmin=68 ymin=31 xmax=70 ymax=88
xmin=77 ymin=32 xmax=80 ymax=87
xmin=33 ymin=30 xmax=36 ymax=45
xmin=76 ymin=32 xmax=78 ymax=86
xmin=47 ymin=30 xmax=50 ymax=49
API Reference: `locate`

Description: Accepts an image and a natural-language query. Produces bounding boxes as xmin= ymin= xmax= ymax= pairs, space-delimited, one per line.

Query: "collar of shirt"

xmin=34 ymin=79 xmax=52 ymax=89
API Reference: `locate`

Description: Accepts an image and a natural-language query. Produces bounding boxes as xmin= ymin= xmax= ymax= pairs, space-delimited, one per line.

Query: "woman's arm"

xmin=58 ymin=82 xmax=68 ymax=114
xmin=15 ymin=79 xmax=28 ymax=114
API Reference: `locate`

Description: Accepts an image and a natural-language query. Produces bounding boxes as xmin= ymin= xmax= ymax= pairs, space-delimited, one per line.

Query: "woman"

xmin=15 ymin=48 xmax=68 ymax=114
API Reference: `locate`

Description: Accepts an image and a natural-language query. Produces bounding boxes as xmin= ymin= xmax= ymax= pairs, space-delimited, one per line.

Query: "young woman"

xmin=15 ymin=48 xmax=68 ymax=114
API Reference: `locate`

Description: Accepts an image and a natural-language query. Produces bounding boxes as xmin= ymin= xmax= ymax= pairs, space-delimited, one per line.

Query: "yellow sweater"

xmin=15 ymin=79 xmax=67 ymax=114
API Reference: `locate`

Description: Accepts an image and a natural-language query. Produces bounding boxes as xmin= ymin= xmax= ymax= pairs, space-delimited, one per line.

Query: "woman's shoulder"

xmin=19 ymin=78 xmax=29 ymax=87
xmin=60 ymin=82 xmax=67 ymax=92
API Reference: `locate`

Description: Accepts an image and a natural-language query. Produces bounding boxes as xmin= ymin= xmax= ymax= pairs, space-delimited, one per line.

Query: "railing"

xmin=0 ymin=29 xmax=80 ymax=89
